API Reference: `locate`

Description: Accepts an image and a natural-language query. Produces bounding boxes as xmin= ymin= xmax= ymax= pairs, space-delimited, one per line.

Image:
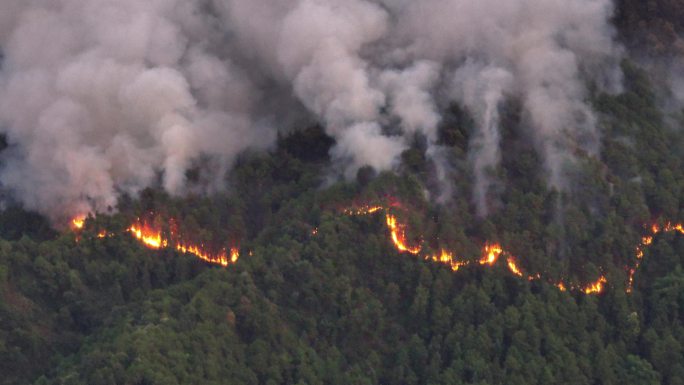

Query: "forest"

xmin=1 ymin=1 xmax=684 ymax=385
xmin=0 ymin=58 xmax=681 ymax=384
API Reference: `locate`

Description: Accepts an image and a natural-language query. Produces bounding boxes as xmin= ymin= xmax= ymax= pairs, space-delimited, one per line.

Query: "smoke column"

xmin=0 ymin=0 xmax=623 ymax=223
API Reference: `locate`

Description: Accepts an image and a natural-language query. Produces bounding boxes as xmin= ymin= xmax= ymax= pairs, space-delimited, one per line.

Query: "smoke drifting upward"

xmin=453 ymin=63 xmax=513 ymax=216
xmin=0 ymin=0 xmax=622 ymax=223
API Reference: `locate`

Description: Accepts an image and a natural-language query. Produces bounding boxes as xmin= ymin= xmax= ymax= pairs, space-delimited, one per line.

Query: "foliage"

xmin=0 ymin=59 xmax=683 ymax=385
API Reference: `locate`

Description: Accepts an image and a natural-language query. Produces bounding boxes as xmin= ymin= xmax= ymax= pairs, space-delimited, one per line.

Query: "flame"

xmin=582 ymin=276 xmax=607 ymax=295
xmin=129 ymin=223 xmax=167 ymax=249
xmin=507 ymin=257 xmax=524 ymax=277
xmin=626 ymin=268 xmax=636 ymax=293
xmin=625 ymin=220 xmax=684 ymax=292
xmin=71 ymin=216 xmax=86 ymax=230
xmin=344 ymin=203 xmax=620 ymax=295
xmin=386 ymin=214 xmax=422 ymax=255
xmin=345 ymin=205 xmax=384 ymax=216
xmin=176 ymin=243 xmax=239 ymax=267
xmin=480 ymin=243 xmax=503 ymax=265
xmin=78 ymin=199 xmax=684 ymax=296
xmin=128 ymin=218 xmax=239 ymax=267
xmin=428 ymin=249 xmax=469 ymax=271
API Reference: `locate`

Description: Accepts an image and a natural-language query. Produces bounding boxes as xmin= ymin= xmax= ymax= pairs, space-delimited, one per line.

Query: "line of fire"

xmin=71 ymin=200 xmax=683 ymax=296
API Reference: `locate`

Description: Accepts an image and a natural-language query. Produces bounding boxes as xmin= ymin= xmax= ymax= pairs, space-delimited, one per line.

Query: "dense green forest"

xmin=2 ymin=2 xmax=684 ymax=384
xmin=0 ymin=59 xmax=682 ymax=384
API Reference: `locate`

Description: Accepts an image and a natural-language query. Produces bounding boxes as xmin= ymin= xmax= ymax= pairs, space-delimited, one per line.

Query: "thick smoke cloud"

xmin=0 ymin=0 xmax=622 ymax=223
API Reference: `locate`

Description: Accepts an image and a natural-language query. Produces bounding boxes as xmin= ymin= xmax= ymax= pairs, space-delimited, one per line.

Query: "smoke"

xmin=453 ymin=63 xmax=513 ymax=216
xmin=0 ymin=0 xmax=274 ymax=221
xmin=0 ymin=0 xmax=623 ymax=223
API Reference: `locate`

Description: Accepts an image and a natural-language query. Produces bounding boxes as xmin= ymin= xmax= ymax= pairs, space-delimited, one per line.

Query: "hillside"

xmin=0 ymin=59 xmax=682 ymax=384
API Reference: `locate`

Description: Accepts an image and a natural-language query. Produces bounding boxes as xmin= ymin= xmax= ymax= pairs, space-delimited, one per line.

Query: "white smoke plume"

xmin=453 ymin=63 xmax=513 ymax=216
xmin=0 ymin=0 xmax=623 ymax=223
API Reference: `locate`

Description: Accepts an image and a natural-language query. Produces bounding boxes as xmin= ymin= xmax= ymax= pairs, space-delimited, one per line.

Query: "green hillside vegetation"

xmin=0 ymin=59 xmax=683 ymax=385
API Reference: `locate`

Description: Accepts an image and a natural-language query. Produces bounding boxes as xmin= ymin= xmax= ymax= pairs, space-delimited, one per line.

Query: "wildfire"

xmin=128 ymin=218 xmax=239 ymax=267
xmin=582 ymin=276 xmax=607 ymax=295
xmin=344 ymin=205 xmax=384 ymax=216
xmin=129 ymin=223 xmax=167 ymax=249
xmin=506 ymin=257 xmax=524 ymax=277
xmin=480 ymin=243 xmax=503 ymax=265
xmin=427 ymin=249 xmax=469 ymax=271
xmin=625 ymin=220 xmax=684 ymax=292
xmin=345 ymin=203 xmax=615 ymax=295
xmin=71 ymin=198 xmax=683 ymax=296
xmin=71 ymin=216 xmax=86 ymax=230
xmin=176 ymin=243 xmax=239 ymax=267
xmin=386 ymin=214 xmax=422 ymax=255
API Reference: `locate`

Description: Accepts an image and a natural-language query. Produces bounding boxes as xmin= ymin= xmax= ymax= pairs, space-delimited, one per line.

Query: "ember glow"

xmin=70 ymin=213 xmax=241 ymax=267
xmin=128 ymin=218 xmax=239 ymax=267
xmin=480 ymin=243 xmax=503 ymax=265
xmin=129 ymin=223 xmax=167 ymax=249
xmin=426 ymin=249 xmax=469 ymax=272
xmin=507 ymin=257 xmax=524 ymax=277
xmin=627 ymin=220 xmax=684 ymax=293
xmin=70 ymin=201 xmax=682 ymax=295
xmin=344 ymin=206 xmax=384 ymax=216
xmin=176 ymin=243 xmax=238 ymax=267
xmin=386 ymin=214 xmax=422 ymax=255
xmin=582 ymin=276 xmax=608 ymax=295
xmin=71 ymin=216 xmax=86 ymax=230
xmin=345 ymin=204 xmax=622 ymax=295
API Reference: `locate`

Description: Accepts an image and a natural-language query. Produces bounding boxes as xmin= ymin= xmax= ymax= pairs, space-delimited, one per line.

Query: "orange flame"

xmin=128 ymin=218 xmax=239 ymax=267
xmin=176 ymin=243 xmax=239 ymax=267
xmin=81 ymin=202 xmax=683 ymax=296
xmin=427 ymin=249 xmax=469 ymax=271
xmin=129 ymin=223 xmax=167 ymax=249
xmin=480 ymin=243 xmax=503 ymax=265
xmin=386 ymin=214 xmax=422 ymax=255
xmin=582 ymin=276 xmax=607 ymax=295
xmin=625 ymin=220 xmax=684 ymax=292
xmin=71 ymin=216 xmax=86 ymax=230
xmin=507 ymin=257 xmax=524 ymax=277
xmin=344 ymin=203 xmax=620 ymax=295
xmin=344 ymin=205 xmax=384 ymax=216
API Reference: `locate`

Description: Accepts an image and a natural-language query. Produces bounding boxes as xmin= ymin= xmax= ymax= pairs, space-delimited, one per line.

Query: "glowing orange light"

xmin=507 ymin=257 xmax=524 ymax=277
xmin=386 ymin=214 xmax=422 ymax=255
xmin=345 ymin=206 xmax=384 ymax=216
xmin=175 ymin=243 xmax=239 ymax=267
xmin=582 ymin=276 xmax=607 ymax=295
xmin=343 ymin=202 xmax=684 ymax=294
xmin=71 ymin=216 xmax=86 ymax=230
xmin=428 ymin=249 xmax=469 ymax=271
xmin=651 ymin=224 xmax=659 ymax=234
xmin=627 ymin=220 xmax=684 ymax=292
xmin=636 ymin=247 xmax=644 ymax=259
xmin=480 ymin=243 xmax=503 ymax=265
xmin=127 ymin=218 xmax=239 ymax=267
xmin=129 ymin=223 xmax=166 ymax=249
